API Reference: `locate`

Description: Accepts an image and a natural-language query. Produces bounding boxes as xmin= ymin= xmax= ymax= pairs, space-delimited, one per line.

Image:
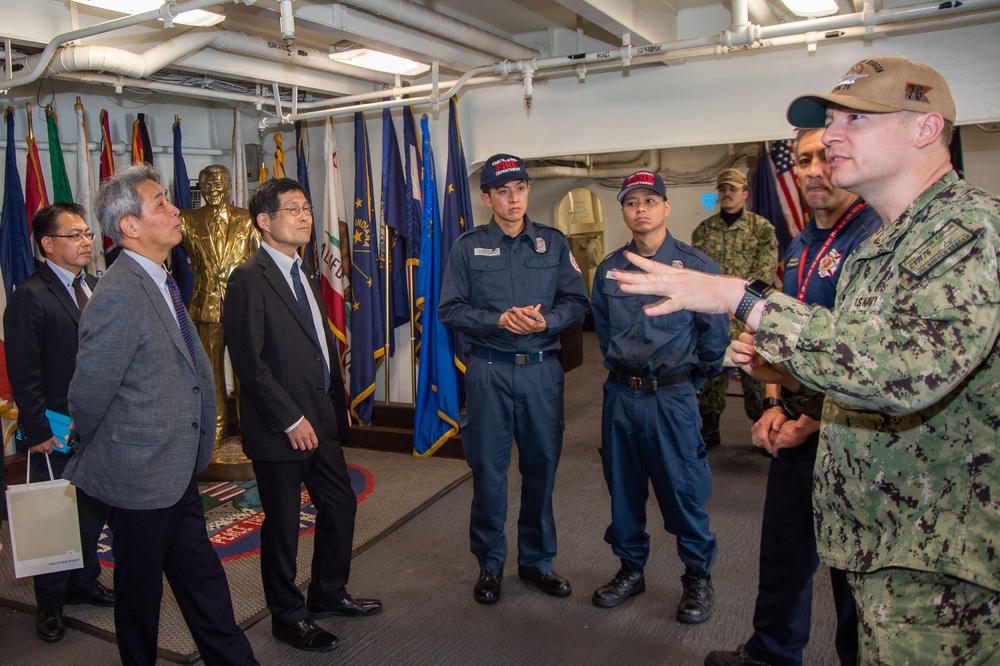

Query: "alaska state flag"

xmin=380 ymin=108 xmax=410 ymax=344
xmin=349 ymin=113 xmax=385 ymax=425
xmin=413 ymin=115 xmax=459 ymax=457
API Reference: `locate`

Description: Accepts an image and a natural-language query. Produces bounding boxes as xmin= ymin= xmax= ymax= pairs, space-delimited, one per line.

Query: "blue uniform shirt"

xmin=439 ymin=215 xmax=589 ymax=353
xmin=591 ymin=234 xmax=729 ymax=389
xmin=782 ymin=200 xmax=881 ymax=306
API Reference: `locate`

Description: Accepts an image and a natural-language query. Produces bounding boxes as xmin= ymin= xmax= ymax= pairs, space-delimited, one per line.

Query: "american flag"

xmin=752 ymin=139 xmax=809 ymax=279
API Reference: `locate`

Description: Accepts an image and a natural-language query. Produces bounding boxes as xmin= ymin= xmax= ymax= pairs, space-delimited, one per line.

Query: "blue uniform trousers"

xmin=744 ymin=433 xmax=858 ymax=666
xmin=463 ymin=354 xmax=564 ymax=572
xmin=600 ymin=380 xmax=716 ymax=576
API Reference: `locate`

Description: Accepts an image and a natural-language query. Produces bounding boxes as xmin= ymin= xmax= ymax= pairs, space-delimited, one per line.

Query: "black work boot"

xmin=677 ymin=572 xmax=714 ymax=623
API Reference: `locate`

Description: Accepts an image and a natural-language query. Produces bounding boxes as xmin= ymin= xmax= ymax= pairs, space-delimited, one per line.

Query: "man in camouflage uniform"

xmin=611 ymin=57 xmax=1000 ymax=665
xmin=692 ymin=170 xmax=777 ymax=447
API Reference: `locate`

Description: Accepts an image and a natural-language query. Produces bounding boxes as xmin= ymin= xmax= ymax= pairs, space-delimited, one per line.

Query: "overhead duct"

xmin=0 ymin=0 xmax=256 ymax=89
xmin=10 ymin=28 xmax=396 ymax=88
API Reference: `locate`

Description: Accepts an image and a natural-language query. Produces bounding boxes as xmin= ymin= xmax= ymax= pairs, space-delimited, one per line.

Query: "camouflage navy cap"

xmin=787 ymin=57 xmax=955 ymax=129
xmin=617 ymin=170 xmax=667 ymax=202
xmin=717 ymin=168 xmax=747 ymax=189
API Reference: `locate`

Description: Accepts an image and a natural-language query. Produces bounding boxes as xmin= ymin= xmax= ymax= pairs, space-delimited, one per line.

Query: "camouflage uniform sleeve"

xmin=750 ymin=216 xmax=779 ymax=285
xmin=753 ymin=231 xmax=1000 ymax=415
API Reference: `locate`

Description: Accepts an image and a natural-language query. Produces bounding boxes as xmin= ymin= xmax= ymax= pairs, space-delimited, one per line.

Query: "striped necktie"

xmin=290 ymin=261 xmax=331 ymax=392
xmin=166 ymin=274 xmax=209 ymax=433
xmin=73 ymin=274 xmax=89 ymax=312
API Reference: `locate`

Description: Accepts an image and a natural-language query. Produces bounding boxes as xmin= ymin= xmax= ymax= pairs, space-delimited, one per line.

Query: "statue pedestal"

xmin=197 ymin=436 xmax=255 ymax=482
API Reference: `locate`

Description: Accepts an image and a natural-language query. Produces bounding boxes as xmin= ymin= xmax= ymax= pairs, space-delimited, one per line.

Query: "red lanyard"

xmin=796 ymin=200 xmax=865 ymax=302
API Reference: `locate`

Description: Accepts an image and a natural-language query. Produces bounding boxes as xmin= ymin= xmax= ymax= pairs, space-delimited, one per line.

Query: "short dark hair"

xmin=97 ymin=162 xmax=160 ymax=247
xmin=248 ymin=178 xmax=308 ymax=231
xmin=32 ymin=202 xmax=86 ymax=257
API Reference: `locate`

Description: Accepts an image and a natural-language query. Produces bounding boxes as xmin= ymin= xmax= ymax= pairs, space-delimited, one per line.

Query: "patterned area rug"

xmin=0 ymin=448 xmax=470 ymax=663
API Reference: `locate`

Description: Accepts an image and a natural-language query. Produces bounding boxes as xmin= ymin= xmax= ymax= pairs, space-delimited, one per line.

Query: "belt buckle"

xmin=514 ymin=353 xmax=529 ymax=365
xmin=627 ymin=376 xmax=642 ymax=389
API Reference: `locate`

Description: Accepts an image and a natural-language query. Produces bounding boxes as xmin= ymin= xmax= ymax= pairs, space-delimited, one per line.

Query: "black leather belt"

xmin=473 ymin=348 xmax=556 ymax=365
xmin=607 ymin=371 xmax=690 ymax=390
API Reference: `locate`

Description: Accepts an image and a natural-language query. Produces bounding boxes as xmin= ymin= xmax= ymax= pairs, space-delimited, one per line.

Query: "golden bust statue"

xmin=180 ymin=165 xmax=260 ymax=452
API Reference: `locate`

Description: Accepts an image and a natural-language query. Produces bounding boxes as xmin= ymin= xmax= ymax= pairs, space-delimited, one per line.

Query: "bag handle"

xmin=24 ymin=450 xmax=59 ymax=493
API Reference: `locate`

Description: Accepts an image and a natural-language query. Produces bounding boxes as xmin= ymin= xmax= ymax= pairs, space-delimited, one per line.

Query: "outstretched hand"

xmin=611 ymin=252 xmax=744 ymax=317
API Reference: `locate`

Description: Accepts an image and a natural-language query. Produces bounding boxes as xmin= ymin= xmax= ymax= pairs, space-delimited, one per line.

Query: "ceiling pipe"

xmin=329 ymin=0 xmax=540 ymax=62
xmin=1 ymin=0 xmax=257 ymax=89
xmin=529 ymin=151 xmax=662 ymax=179
xmin=12 ymin=28 xmax=396 ymax=88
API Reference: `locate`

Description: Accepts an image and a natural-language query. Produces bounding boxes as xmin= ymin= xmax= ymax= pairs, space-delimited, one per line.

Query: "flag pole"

xmin=382 ymin=222 xmax=391 ymax=404
xmin=407 ymin=259 xmax=417 ymax=405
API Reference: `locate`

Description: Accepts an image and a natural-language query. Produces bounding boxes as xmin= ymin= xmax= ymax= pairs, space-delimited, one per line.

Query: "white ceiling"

xmin=2 ymin=0 xmax=997 ymax=114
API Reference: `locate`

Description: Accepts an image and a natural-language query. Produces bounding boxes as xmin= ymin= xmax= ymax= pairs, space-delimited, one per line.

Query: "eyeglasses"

xmin=277 ymin=204 xmax=313 ymax=216
xmin=47 ymin=231 xmax=96 ymax=242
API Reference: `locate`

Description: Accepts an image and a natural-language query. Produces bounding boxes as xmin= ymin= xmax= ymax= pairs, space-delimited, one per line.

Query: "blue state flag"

xmin=381 ymin=109 xmax=410 ymax=349
xmin=171 ymin=118 xmax=194 ymax=305
xmin=349 ymin=112 xmax=385 ymax=425
xmin=402 ymin=106 xmax=423 ymax=353
xmin=413 ymin=115 xmax=459 ymax=457
xmin=1 ymin=108 xmax=36 ymax=299
xmin=295 ymin=120 xmax=319 ymax=274
xmin=442 ymin=97 xmax=473 ymax=396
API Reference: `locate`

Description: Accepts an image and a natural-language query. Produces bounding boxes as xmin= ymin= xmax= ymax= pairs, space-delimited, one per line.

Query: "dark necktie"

xmin=166 ymin=273 xmax=209 ymax=433
xmin=290 ymin=261 xmax=331 ymax=392
xmin=73 ymin=274 xmax=89 ymax=312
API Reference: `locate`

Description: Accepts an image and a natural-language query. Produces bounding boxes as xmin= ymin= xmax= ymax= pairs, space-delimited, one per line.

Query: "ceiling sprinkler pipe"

xmin=279 ymin=0 xmax=295 ymax=45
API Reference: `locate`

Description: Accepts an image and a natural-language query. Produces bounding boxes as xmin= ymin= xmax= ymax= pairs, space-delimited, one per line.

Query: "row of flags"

xmin=0 ymin=99 xmax=473 ymax=457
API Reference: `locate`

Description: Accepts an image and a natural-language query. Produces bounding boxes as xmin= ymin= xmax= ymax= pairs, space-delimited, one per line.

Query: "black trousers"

xmin=252 ymin=418 xmax=356 ymax=624
xmin=108 ymin=476 xmax=256 ymax=666
xmin=29 ymin=452 xmax=109 ymax=610
xmin=744 ymin=434 xmax=858 ymax=666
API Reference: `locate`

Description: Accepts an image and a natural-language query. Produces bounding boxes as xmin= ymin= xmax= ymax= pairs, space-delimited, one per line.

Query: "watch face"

xmin=746 ymin=279 xmax=772 ymax=298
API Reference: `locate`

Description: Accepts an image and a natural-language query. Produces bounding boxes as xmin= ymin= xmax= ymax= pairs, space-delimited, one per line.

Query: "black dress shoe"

xmin=36 ymin=608 xmax=66 ymax=643
xmin=704 ymin=645 xmax=771 ymax=666
xmin=592 ymin=565 xmax=645 ymax=608
xmin=517 ymin=566 xmax=572 ymax=597
xmin=677 ymin=572 xmax=714 ymax=624
xmin=271 ymin=618 xmax=339 ymax=652
xmin=473 ymin=569 xmax=503 ymax=605
xmin=67 ymin=580 xmax=115 ymax=607
xmin=307 ymin=595 xmax=383 ymax=618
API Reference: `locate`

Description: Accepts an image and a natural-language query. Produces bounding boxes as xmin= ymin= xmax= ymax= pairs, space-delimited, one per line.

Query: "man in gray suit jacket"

xmin=65 ymin=164 xmax=257 ymax=666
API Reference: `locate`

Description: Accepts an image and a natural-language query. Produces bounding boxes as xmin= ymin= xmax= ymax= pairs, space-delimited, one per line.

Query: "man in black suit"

xmin=3 ymin=203 xmax=114 ymax=643
xmin=225 ymin=178 xmax=381 ymax=653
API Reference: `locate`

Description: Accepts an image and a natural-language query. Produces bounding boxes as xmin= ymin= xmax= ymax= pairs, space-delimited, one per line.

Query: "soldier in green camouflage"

xmin=691 ymin=169 xmax=777 ymax=447
xmin=611 ymin=57 xmax=1000 ymax=665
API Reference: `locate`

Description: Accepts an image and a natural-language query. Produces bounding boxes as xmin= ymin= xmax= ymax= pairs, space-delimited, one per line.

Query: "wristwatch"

xmin=735 ymin=278 xmax=773 ymax=323
xmin=762 ymin=397 xmax=787 ymax=412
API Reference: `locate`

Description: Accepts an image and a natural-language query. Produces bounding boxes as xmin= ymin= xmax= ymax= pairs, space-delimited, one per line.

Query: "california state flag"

xmin=320 ymin=117 xmax=352 ymax=387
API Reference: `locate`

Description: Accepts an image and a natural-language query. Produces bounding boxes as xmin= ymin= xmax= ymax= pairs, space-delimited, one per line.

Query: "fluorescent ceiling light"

xmin=779 ymin=0 xmax=839 ymax=17
xmin=72 ymin=0 xmax=226 ymax=27
xmin=328 ymin=47 xmax=430 ymax=77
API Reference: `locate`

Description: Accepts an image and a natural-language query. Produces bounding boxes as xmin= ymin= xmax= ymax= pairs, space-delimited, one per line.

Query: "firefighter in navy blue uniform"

xmin=590 ymin=171 xmax=729 ymax=624
xmin=439 ymin=154 xmax=588 ymax=606
xmin=705 ymin=129 xmax=880 ymax=666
